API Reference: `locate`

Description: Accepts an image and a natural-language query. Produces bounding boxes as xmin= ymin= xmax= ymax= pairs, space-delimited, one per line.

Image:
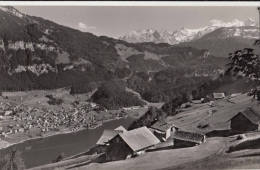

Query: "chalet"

xmin=150 ymin=121 xmax=176 ymax=141
xmin=230 ymin=107 xmax=260 ymax=132
xmin=96 ymin=126 xmax=127 ymax=146
xmin=213 ymin=93 xmax=225 ymax=100
xmin=172 ymin=130 xmax=206 ymax=148
xmin=95 ymin=126 xmax=127 ymax=154
xmin=106 ymin=126 xmax=160 ymax=161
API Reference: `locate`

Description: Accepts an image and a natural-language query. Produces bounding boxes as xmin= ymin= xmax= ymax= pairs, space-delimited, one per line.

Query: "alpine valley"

xmin=0 ymin=6 xmax=254 ymax=105
xmin=1 ymin=6 xmax=260 ymax=170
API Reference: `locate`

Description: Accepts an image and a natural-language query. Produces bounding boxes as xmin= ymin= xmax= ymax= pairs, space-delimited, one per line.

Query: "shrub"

xmin=46 ymin=94 xmax=63 ymax=105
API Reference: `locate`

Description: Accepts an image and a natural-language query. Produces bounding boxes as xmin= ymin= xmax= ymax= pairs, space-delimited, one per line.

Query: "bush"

xmin=161 ymin=93 xmax=189 ymax=116
xmin=128 ymin=106 xmax=167 ymax=130
xmin=46 ymin=94 xmax=63 ymax=105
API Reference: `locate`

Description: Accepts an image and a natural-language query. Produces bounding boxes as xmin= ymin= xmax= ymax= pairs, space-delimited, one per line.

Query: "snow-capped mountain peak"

xmin=120 ymin=18 xmax=257 ymax=45
xmin=209 ymin=18 xmax=256 ymax=27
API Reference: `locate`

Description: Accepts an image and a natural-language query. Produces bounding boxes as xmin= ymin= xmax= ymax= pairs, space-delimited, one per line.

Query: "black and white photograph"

xmin=1 ymin=1 xmax=260 ymax=170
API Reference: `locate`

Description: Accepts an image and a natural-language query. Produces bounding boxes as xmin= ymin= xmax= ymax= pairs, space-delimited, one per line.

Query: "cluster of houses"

xmin=209 ymin=92 xmax=260 ymax=133
xmin=0 ymin=101 xmax=107 ymax=138
xmin=94 ymin=92 xmax=260 ymax=162
xmin=96 ymin=121 xmax=206 ymax=161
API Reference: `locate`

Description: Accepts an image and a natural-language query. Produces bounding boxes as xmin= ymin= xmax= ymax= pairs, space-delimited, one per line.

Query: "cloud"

xmin=77 ymin=22 xmax=96 ymax=31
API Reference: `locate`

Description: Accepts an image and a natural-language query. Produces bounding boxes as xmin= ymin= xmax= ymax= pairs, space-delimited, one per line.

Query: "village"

xmin=0 ymin=89 xmax=135 ymax=145
xmin=26 ymin=89 xmax=260 ymax=170
xmin=1 ymin=85 xmax=260 ymax=170
xmin=0 ymin=101 xmax=99 ymax=137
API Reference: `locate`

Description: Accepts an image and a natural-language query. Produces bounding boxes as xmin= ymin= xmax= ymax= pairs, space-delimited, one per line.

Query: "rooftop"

xmin=213 ymin=93 xmax=225 ymax=99
xmin=119 ymin=126 xmax=160 ymax=152
xmin=150 ymin=121 xmax=174 ymax=132
xmin=96 ymin=126 xmax=127 ymax=145
xmin=233 ymin=107 xmax=260 ymax=125
xmin=96 ymin=130 xmax=119 ymax=145
xmin=173 ymin=130 xmax=205 ymax=144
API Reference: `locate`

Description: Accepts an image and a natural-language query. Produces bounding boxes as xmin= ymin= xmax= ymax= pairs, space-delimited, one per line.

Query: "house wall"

xmin=167 ymin=127 xmax=176 ymax=139
xmin=231 ymin=113 xmax=258 ymax=132
xmin=106 ymin=136 xmax=133 ymax=161
xmin=173 ymin=139 xmax=197 ymax=148
xmin=147 ymin=139 xmax=174 ymax=152
xmin=95 ymin=145 xmax=107 ymax=154
xmin=166 ymin=128 xmax=171 ymax=140
xmin=152 ymin=126 xmax=176 ymax=141
xmin=153 ymin=130 xmax=166 ymax=142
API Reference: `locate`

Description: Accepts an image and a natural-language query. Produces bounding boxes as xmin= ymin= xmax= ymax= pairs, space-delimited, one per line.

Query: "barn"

xmin=96 ymin=130 xmax=119 ymax=146
xmin=150 ymin=121 xmax=176 ymax=141
xmin=96 ymin=126 xmax=127 ymax=153
xmin=96 ymin=126 xmax=127 ymax=146
xmin=106 ymin=126 xmax=160 ymax=161
xmin=230 ymin=107 xmax=260 ymax=132
xmin=172 ymin=130 xmax=206 ymax=148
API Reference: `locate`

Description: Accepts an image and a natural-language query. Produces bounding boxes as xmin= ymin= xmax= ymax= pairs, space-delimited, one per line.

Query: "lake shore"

xmin=0 ymin=115 xmax=128 ymax=151
xmin=0 ymin=104 xmax=150 ymax=153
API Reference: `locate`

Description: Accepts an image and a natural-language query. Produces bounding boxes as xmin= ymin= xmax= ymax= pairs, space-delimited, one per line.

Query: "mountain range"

xmin=119 ymin=18 xmax=257 ymax=45
xmin=0 ymin=6 xmax=253 ymax=105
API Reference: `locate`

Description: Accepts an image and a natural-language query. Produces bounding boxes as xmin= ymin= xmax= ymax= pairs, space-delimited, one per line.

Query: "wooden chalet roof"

xmin=119 ymin=126 xmax=160 ymax=152
xmin=173 ymin=130 xmax=205 ymax=144
xmin=96 ymin=130 xmax=119 ymax=145
xmin=96 ymin=126 xmax=127 ymax=145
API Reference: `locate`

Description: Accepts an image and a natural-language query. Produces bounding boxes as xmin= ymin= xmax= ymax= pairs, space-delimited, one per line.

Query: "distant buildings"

xmin=0 ymin=100 xmax=105 ymax=137
xmin=230 ymin=107 xmax=260 ymax=132
xmin=213 ymin=93 xmax=225 ymax=100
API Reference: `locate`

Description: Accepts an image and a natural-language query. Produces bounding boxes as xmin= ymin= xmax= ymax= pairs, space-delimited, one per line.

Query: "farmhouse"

xmin=230 ymin=107 xmax=260 ymax=132
xmin=150 ymin=121 xmax=176 ymax=141
xmin=106 ymin=126 xmax=160 ymax=161
xmin=96 ymin=126 xmax=127 ymax=146
xmin=172 ymin=130 xmax=206 ymax=148
xmin=96 ymin=130 xmax=119 ymax=146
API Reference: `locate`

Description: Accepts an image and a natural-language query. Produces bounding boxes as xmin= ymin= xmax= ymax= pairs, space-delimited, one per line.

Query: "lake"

xmin=1 ymin=117 xmax=135 ymax=168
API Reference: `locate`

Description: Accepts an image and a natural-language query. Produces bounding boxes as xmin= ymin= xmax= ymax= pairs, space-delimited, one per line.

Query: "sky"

xmin=15 ymin=6 xmax=258 ymax=38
